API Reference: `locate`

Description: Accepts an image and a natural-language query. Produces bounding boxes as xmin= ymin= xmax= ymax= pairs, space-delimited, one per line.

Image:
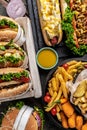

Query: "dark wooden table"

xmin=0 ymin=1 xmax=86 ymax=130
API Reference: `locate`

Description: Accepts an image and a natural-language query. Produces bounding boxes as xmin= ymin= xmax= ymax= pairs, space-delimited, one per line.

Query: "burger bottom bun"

xmin=1 ymin=108 xmax=38 ymax=130
xmin=0 ymin=30 xmax=17 ymax=42
xmin=0 ymin=83 xmax=29 ymax=98
xmin=0 ymin=60 xmax=23 ymax=68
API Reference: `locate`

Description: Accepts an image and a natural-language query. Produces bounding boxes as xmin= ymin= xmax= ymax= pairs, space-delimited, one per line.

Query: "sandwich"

xmin=0 ymin=41 xmax=27 ymax=68
xmin=0 ymin=67 xmax=31 ymax=98
xmin=0 ymin=102 xmax=44 ymax=130
xmin=0 ymin=15 xmax=18 ymax=42
xmin=0 ymin=15 xmax=25 ymax=46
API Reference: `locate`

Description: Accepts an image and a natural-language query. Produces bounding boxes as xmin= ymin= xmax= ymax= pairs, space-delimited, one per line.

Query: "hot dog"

xmin=0 ymin=41 xmax=27 ymax=68
xmin=61 ymin=0 xmax=87 ymax=56
xmin=36 ymin=0 xmax=62 ymax=46
xmin=0 ymin=67 xmax=31 ymax=98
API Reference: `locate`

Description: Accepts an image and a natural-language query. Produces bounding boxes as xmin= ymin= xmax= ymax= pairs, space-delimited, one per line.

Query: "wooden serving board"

xmin=0 ymin=17 xmax=42 ymax=103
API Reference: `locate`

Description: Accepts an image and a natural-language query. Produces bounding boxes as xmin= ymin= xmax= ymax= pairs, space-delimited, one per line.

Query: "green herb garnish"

xmin=0 ymin=70 xmax=29 ymax=81
xmin=0 ymin=55 xmax=24 ymax=64
xmin=0 ymin=19 xmax=18 ymax=29
xmin=0 ymin=45 xmax=6 ymax=51
xmin=15 ymin=101 xmax=25 ymax=109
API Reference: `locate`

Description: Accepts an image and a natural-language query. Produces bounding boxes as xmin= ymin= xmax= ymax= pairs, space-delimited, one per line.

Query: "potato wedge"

xmin=73 ymin=80 xmax=86 ymax=97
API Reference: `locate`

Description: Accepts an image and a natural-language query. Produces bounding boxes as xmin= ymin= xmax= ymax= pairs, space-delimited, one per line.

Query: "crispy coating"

xmin=82 ymin=123 xmax=87 ymax=130
xmin=60 ymin=112 xmax=69 ymax=129
xmin=76 ymin=116 xmax=83 ymax=130
xmin=68 ymin=112 xmax=76 ymax=128
xmin=62 ymin=101 xmax=74 ymax=118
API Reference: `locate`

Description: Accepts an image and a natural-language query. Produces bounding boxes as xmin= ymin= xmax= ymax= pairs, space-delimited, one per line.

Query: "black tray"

xmin=0 ymin=1 xmax=87 ymax=130
xmin=42 ymin=56 xmax=87 ymax=130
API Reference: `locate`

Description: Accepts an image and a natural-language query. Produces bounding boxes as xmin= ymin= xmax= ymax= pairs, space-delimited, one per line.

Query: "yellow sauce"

xmin=38 ymin=49 xmax=57 ymax=68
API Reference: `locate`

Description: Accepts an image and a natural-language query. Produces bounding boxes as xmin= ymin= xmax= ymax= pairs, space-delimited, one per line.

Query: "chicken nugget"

xmin=68 ymin=112 xmax=76 ymax=128
xmin=76 ymin=115 xmax=83 ymax=130
xmin=82 ymin=123 xmax=87 ymax=130
xmin=62 ymin=101 xmax=74 ymax=118
xmin=60 ymin=112 xmax=69 ymax=129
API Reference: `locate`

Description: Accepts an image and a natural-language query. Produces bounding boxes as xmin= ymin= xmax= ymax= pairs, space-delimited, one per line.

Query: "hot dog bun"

xmin=0 ymin=67 xmax=30 ymax=98
xmin=37 ymin=0 xmax=62 ymax=46
xmin=60 ymin=0 xmax=68 ymax=18
xmin=61 ymin=0 xmax=87 ymax=56
xmin=0 ymin=15 xmax=18 ymax=41
xmin=0 ymin=41 xmax=26 ymax=68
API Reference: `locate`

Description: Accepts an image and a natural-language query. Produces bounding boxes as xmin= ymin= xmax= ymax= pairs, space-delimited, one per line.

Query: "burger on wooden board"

xmin=0 ymin=102 xmax=44 ymax=130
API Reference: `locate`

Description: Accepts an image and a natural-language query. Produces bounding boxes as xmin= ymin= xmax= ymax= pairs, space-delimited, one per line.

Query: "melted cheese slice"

xmin=40 ymin=0 xmax=61 ymax=38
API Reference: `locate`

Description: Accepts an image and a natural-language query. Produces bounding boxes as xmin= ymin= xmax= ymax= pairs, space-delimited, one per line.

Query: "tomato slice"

xmin=51 ymin=107 xmax=57 ymax=116
xmin=0 ymin=25 xmax=9 ymax=29
xmin=0 ymin=79 xmax=3 ymax=83
xmin=44 ymin=95 xmax=51 ymax=103
xmin=13 ymin=76 xmax=30 ymax=83
xmin=62 ymin=63 xmax=69 ymax=70
xmin=20 ymin=76 xmax=30 ymax=83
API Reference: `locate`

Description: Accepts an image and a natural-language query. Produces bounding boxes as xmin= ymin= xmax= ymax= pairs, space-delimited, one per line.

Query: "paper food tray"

xmin=0 ymin=17 xmax=42 ymax=103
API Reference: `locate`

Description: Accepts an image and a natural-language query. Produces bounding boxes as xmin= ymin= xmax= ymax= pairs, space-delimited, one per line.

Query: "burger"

xmin=0 ymin=102 xmax=44 ymax=130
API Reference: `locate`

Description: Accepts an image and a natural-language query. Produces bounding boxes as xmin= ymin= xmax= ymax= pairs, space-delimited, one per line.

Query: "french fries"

xmin=67 ymin=60 xmax=78 ymax=66
xmin=51 ymin=77 xmax=58 ymax=91
xmin=58 ymin=74 xmax=68 ymax=98
xmin=45 ymin=87 xmax=62 ymax=112
xmin=56 ymin=112 xmax=61 ymax=122
xmin=58 ymin=67 xmax=73 ymax=81
xmin=44 ymin=60 xmax=87 ymax=130
xmin=67 ymin=61 xmax=82 ymax=73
